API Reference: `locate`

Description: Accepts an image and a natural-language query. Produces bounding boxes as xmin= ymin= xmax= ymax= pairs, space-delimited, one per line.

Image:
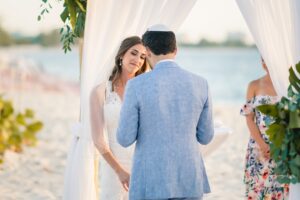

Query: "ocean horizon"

xmin=0 ymin=46 xmax=264 ymax=104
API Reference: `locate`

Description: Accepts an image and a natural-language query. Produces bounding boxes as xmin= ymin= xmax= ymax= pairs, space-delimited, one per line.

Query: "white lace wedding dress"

xmin=99 ymin=81 xmax=135 ymax=200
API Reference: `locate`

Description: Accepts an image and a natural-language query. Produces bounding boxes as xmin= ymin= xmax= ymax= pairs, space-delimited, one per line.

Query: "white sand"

xmin=0 ymin=87 xmax=250 ymax=200
xmin=0 ymin=91 xmax=79 ymax=200
xmin=205 ymin=104 xmax=248 ymax=199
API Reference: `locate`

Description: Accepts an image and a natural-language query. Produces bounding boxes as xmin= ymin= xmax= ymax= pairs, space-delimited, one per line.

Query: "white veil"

xmin=63 ymin=1 xmax=197 ymax=199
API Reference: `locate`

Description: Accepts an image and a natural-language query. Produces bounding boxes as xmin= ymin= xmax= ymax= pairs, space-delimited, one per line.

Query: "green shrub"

xmin=0 ymin=96 xmax=43 ymax=164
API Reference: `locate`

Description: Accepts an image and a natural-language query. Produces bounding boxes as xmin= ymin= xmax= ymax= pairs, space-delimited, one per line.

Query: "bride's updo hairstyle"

xmin=109 ymin=36 xmax=149 ymax=86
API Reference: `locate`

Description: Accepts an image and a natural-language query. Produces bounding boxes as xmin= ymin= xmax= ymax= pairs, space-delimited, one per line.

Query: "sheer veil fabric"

xmin=63 ymin=1 xmax=197 ymax=199
xmin=236 ymin=0 xmax=300 ymax=97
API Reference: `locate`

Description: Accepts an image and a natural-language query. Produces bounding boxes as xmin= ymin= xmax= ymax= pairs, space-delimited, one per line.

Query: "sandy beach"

xmin=0 ymin=62 xmax=249 ymax=199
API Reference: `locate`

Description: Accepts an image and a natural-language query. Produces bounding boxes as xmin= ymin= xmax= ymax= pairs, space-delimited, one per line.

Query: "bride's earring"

xmin=119 ymin=58 xmax=122 ymax=67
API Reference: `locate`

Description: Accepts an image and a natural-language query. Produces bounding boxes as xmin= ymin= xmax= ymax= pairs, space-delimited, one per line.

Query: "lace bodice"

xmin=104 ymin=81 xmax=122 ymax=135
xmin=103 ymin=81 xmax=134 ymax=162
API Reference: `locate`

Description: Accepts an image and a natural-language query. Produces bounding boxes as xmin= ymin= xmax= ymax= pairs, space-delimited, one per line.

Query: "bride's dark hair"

xmin=109 ymin=36 xmax=149 ymax=88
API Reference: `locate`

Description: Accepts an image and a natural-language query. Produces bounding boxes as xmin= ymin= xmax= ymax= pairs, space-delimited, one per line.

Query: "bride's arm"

xmin=90 ymin=83 xmax=130 ymax=191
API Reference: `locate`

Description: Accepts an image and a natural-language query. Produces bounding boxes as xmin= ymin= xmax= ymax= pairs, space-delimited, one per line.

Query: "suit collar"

xmin=153 ymin=59 xmax=178 ymax=70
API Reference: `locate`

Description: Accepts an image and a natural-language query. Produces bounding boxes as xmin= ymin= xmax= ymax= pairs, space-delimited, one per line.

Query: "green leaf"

xmin=8 ymin=134 xmax=22 ymax=146
xmin=278 ymin=109 xmax=288 ymax=120
xmin=290 ymin=164 xmax=300 ymax=178
xmin=277 ymin=176 xmax=291 ymax=184
xmin=289 ymin=103 xmax=298 ymax=111
xmin=270 ymin=143 xmax=280 ymax=159
xmin=38 ymin=15 xmax=41 ymax=21
xmin=2 ymin=102 xmax=13 ymax=118
xmin=60 ymin=7 xmax=69 ymax=22
xmin=66 ymin=0 xmax=77 ymax=30
xmin=23 ymin=131 xmax=34 ymax=139
xmin=289 ymin=67 xmax=300 ymax=92
xmin=281 ymin=143 xmax=289 ymax=161
xmin=295 ymin=136 xmax=300 ymax=152
xmin=0 ymin=143 xmax=5 ymax=154
xmin=25 ymin=109 xmax=34 ymax=118
xmin=290 ymin=176 xmax=299 ymax=184
xmin=288 ymin=110 xmax=300 ymax=129
xmin=22 ymin=131 xmax=37 ymax=146
xmin=294 ymin=155 xmax=300 ymax=166
xmin=27 ymin=122 xmax=43 ymax=132
xmin=16 ymin=114 xmax=26 ymax=125
xmin=288 ymin=85 xmax=295 ymax=97
xmin=266 ymin=124 xmax=285 ymax=147
xmin=290 ymin=142 xmax=297 ymax=157
xmin=257 ymin=104 xmax=278 ymax=118
xmin=75 ymin=0 xmax=86 ymax=12
xmin=295 ymin=61 xmax=300 ymax=74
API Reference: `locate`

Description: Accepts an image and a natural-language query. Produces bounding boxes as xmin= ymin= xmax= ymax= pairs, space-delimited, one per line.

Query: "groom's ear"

xmin=174 ymin=46 xmax=177 ymax=55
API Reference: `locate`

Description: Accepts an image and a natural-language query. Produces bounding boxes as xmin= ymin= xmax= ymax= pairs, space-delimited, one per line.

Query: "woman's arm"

xmin=90 ymin=84 xmax=130 ymax=191
xmin=245 ymin=81 xmax=270 ymax=159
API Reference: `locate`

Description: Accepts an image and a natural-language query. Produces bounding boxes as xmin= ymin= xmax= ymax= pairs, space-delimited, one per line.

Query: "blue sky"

xmin=0 ymin=0 xmax=253 ymax=43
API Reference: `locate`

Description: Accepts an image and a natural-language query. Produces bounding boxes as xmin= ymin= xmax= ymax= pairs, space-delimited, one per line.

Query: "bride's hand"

xmin=117 ymin=168 xmax=130 ymax=191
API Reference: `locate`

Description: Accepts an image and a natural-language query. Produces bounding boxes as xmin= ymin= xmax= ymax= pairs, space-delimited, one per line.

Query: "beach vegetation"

xmin=0 ymin=96 xmax=43 ymax=164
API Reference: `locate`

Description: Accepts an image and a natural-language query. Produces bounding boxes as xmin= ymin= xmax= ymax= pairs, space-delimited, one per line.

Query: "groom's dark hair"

xmin=142 ymin=31 xmax=176 ymax=55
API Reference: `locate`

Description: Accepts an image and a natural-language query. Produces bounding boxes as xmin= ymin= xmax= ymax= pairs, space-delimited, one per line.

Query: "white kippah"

xmin=147 ymin=24 xmax=171 ymax=32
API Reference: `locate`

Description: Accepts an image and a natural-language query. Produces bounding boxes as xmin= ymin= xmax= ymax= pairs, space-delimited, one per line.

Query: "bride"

xmin=89 ymin=36 xmax=149 ymax=199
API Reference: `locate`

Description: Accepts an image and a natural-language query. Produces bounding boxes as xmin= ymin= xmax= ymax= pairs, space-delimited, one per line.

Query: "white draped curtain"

xmin=63 ymin=1 xmax=197 ymax=200
xmin=236 ymin=1 xmax=300 ymax=199
xmin=236 ymin=0 xmax=300 ymax=97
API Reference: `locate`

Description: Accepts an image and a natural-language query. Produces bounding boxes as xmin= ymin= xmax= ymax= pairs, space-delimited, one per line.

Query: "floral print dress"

xmin=240 ymin=95 xmax=289 ymax=200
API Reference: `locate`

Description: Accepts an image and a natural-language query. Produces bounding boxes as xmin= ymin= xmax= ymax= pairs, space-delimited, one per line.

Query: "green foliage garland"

xmin=38 ymin=0 xmax=87 ymax=53
xmin=258 ymin=61 xmax=300 ymax=184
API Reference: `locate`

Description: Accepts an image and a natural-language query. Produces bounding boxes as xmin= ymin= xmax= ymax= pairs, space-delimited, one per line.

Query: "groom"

xmin=117 ymin=24 xmax=214 ymax=200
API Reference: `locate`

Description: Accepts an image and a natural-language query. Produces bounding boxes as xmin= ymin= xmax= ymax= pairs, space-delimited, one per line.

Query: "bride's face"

xmin=121 ymin=44 xmax=146 ymax=75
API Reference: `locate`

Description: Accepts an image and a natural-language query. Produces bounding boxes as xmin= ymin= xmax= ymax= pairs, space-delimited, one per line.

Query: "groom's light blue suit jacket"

xmin=117 ymin=60 xmax=214 ymax=200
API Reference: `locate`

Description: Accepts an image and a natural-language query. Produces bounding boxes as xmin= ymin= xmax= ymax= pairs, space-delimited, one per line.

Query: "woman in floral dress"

xmin=240 ymin=58 xmax=289 ymax=200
